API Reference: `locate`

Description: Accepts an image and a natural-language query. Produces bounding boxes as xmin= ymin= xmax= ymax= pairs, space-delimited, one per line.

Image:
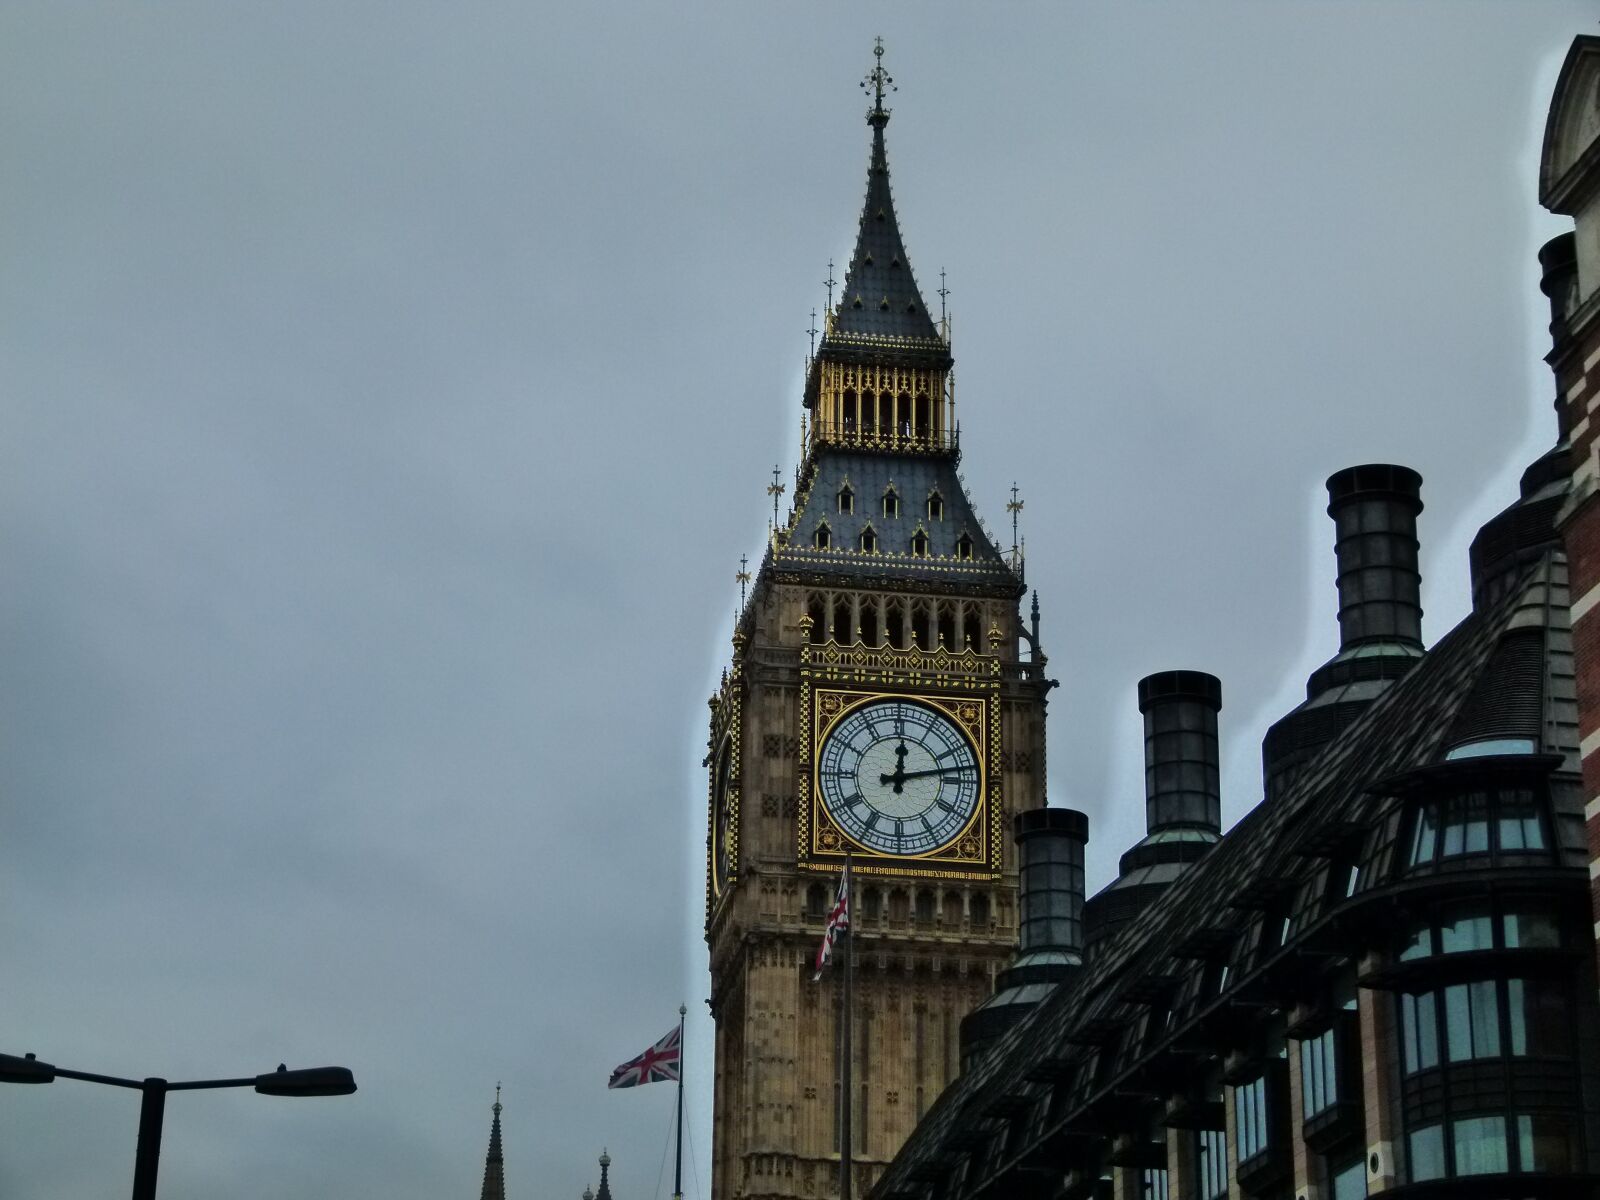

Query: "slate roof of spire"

xmin=817 ymin=52 xmax=948 ymax=367
xmin=478 ymin=1092 xmax=505 ymax=1200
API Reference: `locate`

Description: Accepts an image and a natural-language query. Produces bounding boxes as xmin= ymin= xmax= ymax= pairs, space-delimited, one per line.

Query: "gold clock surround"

xmin=798 ymin=638 xmax=1003 ymax=880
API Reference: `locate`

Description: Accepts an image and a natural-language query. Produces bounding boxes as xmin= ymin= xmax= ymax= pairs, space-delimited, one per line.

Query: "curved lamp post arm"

xmin=0 ymin=1053 xmax=355 ymax=1200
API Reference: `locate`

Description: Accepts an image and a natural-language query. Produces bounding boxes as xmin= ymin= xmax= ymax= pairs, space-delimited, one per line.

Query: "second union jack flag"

xmin=812 ymin=867 xmax=850 ymax=980
xmin=607 ymin=1023 xmax=681 ymax=1088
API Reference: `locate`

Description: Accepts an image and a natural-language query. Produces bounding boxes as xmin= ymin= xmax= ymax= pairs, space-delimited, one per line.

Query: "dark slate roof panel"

xmin=823 ymin=118 xmax=944 ymax=349
xmin=776 ymin=450 xmax=1015 ymax=587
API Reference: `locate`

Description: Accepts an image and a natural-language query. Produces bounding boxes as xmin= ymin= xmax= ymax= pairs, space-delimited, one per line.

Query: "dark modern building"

xmin=870 ymin=35 xmax=1600 ymax=1200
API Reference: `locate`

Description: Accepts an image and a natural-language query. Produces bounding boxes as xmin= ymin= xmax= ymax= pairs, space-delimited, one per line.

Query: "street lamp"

xmin=0 ymin=1051 xmax=356 ymax=1200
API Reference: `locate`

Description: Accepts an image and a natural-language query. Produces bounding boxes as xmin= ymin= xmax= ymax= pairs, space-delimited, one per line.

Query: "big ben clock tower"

xmin=705 ymin=43 xmax=1052 ymax=1200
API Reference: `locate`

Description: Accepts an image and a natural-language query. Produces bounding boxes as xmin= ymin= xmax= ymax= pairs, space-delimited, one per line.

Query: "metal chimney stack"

xmin=1262 ymin=465 xmax=1425 ymax=802
xmin=1327 ymin=464 xmax=1424 ymax=653
xmin=960 ymin=807 xmax=1088 ymax=1068
xmin=1139 ymin=670 xmax=1223 ymax=837
xmin=1015 ymin=807 xmax=1088 ymax=959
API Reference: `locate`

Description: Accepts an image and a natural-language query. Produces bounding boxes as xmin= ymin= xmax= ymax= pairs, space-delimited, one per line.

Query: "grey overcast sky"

xmin=0 ymin=4 xmax=1590 ymax=1198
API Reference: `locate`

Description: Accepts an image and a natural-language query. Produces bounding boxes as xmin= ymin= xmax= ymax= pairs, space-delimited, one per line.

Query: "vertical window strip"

xmin=1234 ymin=1075 xmax=1269 ymax=1162
xmin=1197 ymin=1128 xmax=1228 ymax=1200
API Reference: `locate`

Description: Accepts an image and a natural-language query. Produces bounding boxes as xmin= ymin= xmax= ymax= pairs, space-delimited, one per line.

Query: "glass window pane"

xmin=1439 ymin=907 xmax=1493 ymax=953
xmin=1331 ymin=1157 xmax=1367 ymax=1199
xmin=1470 ymin=980 xmax=1501 ymax=1057
xmin=1198 ymin=1128 xmax=1228 ymax=1200
xmin=1508 ymin=977 xmax=1571 ymax=1058
xmin=1401 ymin=992 xmax=1438 ymax=1074
xmin=1517 ymin=1113 xmax=1573 ymax=1173
xmin=1398 ymin=921 xmax=1431 ymax=961
xmin=1453 ymin=1115 xmax=1508 ymax=1175
xmin=1409 ymin=804 xmax=1437 ymax=865
xmin=1502 ymin=909 xmax=1560 ymax=950
xmin=1499 ymin=788 xmax=1545 ymax=852
xmin=1409 ymin=1124 xmax=1445 ymax=1181
xmin=1462 ymin=792 xmax=1490 ymax=854
xmin=1444 ymin=982 xmax=1500 ymax=1062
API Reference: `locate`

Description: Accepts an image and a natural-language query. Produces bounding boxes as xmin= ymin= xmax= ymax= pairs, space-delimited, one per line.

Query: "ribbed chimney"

xmin=1327 ymin=464 xmax=1423 ymax=652
xmin=960 ymin=807 xmax=1087 ymax=1068
xmin=1139 ymin=670 xmax=1222 ymax=836
xmin=1016 ymin=807 xmax=1088 ymax=959
xmin=1082 ymin=672 xmax=1223 ymax=959
xmin=1262 ymin=466 xmax=1425 ymax=801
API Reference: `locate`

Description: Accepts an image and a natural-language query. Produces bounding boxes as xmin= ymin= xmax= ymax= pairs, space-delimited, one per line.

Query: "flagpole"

xmin=673 ymin=1003 xmax=686 ymax=1200
xmin=839 ymin=852 xmax=853 ymax=1200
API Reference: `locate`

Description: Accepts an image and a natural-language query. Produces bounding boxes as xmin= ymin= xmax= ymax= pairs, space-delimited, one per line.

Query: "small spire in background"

xmin=478 ymin=1086 xmax=506 ymax=1200
xmin=737 ymin=554 xmax=751 ymax=608
xmin=807 ymin=308 xmax=819 ymax=359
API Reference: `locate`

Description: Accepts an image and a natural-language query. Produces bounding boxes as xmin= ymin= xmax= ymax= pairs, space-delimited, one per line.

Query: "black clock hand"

xmin=890 ymin=766 xmax=974 ymax=782
xmin=878 ymin=742 xmax=912 ymax=793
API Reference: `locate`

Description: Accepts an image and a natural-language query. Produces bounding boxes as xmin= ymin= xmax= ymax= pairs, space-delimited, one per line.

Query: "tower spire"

xmin=823 ymin=39 xmax=943 ymax=351
xmin=596 ymin=1148 xmax=614 ymax=1200
xmin=478 ymin=1086 xmax=505 ymax=1200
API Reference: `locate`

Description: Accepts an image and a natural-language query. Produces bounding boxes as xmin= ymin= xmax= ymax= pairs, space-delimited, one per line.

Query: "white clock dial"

xmin=817 ymin=699 xmax=980 ymax=855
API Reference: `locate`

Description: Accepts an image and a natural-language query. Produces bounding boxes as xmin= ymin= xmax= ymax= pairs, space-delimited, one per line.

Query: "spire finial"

xmin=1007 ymin=483 xmax=1024 ymax=565
xmin=736 ymin=554 xmax=751 ymax=608
xmin=861 ymin=37 xmax=894 ymax=125
xmin=807 ymin=308 xmax=818 ymax=358
xmin=825 ymin=260 xmax=837 ymax=312
xmin=767 ymin=464 xmax=787 ymax=529
xmin=938 ymin=268 xmax=949 ymax=324
xmin=493 ymin=1081 xmax=502 ymax=1116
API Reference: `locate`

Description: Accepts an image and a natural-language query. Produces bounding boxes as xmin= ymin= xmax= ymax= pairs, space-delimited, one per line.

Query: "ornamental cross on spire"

xmin=861 ymin=37 xmax=895 ymax=123
xmin=767 ymin=464 xmax=787 ymax=529
xmin=1007 ymin=484 xmax=1025 ymax=557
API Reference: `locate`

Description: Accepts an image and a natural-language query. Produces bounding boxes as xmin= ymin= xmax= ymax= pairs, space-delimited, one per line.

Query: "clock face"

xmin=817 ymin=698 xmax=980 ymax=856
xmin=711 ymin=737 xmax=734 ymax=895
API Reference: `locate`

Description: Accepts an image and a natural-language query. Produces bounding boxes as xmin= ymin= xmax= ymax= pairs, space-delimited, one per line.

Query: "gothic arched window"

xmin=911 ymin=530 xmax=929 ymax=557
xmin=814 ymin=522 xmax=832 ymax=549
xmin=927 ymin=492 xmax=945 ymax=521
xmin=837 ymin=485 xmax=854 ymax=515
xmin=882 ymin=487 xmax=900 ymax=520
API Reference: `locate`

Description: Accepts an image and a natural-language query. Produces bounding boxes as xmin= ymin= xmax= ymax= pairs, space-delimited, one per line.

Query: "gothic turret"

xmin=478 ymin=1088 xmax=505 ymax=1200
xmin=595 ymin=1149 xmax=614 ymax=1200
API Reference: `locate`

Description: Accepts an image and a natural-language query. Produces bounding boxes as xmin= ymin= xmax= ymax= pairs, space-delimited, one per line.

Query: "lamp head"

xmin=0 ymin=1053 xmax=55 ymax=1084
xmin=254 ymin=1065 xmax=356 ymax=1097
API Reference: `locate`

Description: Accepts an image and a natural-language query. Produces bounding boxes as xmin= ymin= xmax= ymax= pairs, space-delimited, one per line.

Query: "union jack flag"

xmin=812 ymin=866 xmax=850 ymax=981
xmin=607 ymin=1023 xmax=681 ymax=1089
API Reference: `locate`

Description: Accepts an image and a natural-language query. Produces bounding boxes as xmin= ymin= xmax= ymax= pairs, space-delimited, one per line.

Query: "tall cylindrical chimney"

xmin=960 ymin=807 xmax=1088 ymax=1069
xmin=1016 ymin=806 xmax=1088 ymax=958
xmin=1262 ymin=465 xmax=1425 ymax=802
xmin=1326 ymin=464 xmax=1424 ymax=652
xmin=1139 ymin=670 xmax=1222 ymax=837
